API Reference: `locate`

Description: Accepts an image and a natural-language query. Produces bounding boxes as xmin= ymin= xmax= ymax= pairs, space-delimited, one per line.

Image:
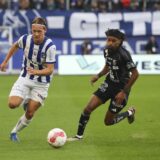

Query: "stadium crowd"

xmin=0 ymin=0 xmax=160 ymax=11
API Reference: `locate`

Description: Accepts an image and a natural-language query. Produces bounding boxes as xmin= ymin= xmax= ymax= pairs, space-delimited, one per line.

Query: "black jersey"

xmin=103 ymin=46 xmax=136 ymax=84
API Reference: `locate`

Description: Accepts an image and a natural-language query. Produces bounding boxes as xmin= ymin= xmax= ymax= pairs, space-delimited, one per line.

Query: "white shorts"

xmin=9 ymin=76 xmax=50 ymax=105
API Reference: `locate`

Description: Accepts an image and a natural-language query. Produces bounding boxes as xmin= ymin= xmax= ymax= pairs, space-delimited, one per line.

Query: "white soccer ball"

xmin=47 ymin=128 xmax=67 ymax=148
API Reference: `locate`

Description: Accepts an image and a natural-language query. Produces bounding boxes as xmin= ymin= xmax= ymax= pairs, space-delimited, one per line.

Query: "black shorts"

xmin=94 ymin=78 xmax=130 ymax=114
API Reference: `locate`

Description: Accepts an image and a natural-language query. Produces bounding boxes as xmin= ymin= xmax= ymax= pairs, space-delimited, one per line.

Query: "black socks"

xmin=77 ymin=113 xmax=90 ymax=136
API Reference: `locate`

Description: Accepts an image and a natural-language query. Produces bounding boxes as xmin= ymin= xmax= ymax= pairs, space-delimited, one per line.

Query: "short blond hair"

xmin=32 ymin=17 xmax=47 ymax=27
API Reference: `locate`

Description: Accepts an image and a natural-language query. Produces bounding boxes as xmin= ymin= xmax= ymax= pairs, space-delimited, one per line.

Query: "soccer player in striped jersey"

xmin=0 ymin=17 xmax=56 ymax=142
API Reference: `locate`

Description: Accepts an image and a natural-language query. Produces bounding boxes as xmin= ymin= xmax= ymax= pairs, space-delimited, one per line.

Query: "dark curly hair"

xmin=105 ymin=29 xmax=125 ymax=41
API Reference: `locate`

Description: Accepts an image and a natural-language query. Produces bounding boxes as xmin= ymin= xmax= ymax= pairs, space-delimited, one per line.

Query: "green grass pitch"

xmin=0 ymin=75 xmax=160 ymax=160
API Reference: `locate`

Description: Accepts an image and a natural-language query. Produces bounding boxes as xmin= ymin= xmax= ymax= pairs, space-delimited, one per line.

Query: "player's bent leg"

xmin=68 ymin=95 xmax=103 ymax=141
xmin=10 ymin=113 xmax=31 ymax=142
xmin=77 ymin=95 xmax=103 ymax=136
xmin=104 ymin=110 xmax=116 ymax=126
xmin=83 ymin=95 xmax=103 ymax=114
xmin=105 ymin=110 xmax=130 ymax=126
xmin=25 ymin=100 xmax=41 ymax=119
xmin=104 ymin=105 xmax=136 ymax=125
xmin=8 ymin=96 xmax=23 ymax=109
xmin=10 ymin=100 xmax=41 ymax=142
xmin=104 ymin=99 xmax=130 ymax=125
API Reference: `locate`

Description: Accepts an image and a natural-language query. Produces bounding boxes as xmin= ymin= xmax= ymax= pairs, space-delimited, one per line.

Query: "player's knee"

xmin=104 ymin=119 xmax=112 ymax=126
xmin=8 ymin=101 xmax=18 ymax=109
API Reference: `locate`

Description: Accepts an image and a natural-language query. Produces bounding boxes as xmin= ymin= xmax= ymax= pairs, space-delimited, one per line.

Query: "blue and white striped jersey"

xmin=17 ymin=34 xmax=56 ymax=83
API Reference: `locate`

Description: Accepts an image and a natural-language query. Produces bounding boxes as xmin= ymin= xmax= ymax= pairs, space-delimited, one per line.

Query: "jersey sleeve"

xmin=17 ymin=34 xmax=27 ymax=49
xmin=46 ymin=45 xmax=56 ymax=63
xmin=123 ymin=51 xmax=136 ymax=71
xmin=103 ymin=48 xmax=109 ymax=66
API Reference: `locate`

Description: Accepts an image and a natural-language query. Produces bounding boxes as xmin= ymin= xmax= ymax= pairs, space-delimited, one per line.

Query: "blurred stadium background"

xmin=0 ymin=0 xmax=160 ymax=160
xmin=0 ymin=0 xmax=160 ymax=74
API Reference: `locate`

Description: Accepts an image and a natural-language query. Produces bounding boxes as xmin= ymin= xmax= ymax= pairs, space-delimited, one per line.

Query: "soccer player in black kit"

xmin=68 ymin=29 xmax=139 ymax=141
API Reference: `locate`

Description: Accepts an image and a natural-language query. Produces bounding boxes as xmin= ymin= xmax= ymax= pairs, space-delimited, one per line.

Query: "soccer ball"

xmin=47 ymin=128 xmax=67 ymax=148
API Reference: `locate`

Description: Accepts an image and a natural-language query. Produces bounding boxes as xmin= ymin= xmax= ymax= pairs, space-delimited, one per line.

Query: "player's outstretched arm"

xmin=0 ymin=42 xmax=19 ymax=72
